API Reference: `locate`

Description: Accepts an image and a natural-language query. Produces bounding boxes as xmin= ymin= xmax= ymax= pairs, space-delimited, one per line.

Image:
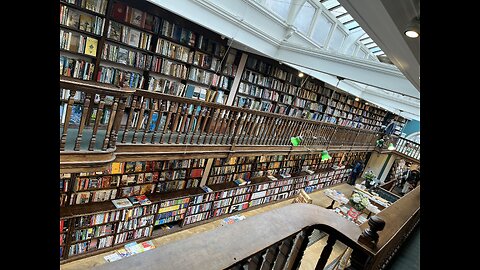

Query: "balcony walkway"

xmin=60 ymin=182 xmax=357 ymax=270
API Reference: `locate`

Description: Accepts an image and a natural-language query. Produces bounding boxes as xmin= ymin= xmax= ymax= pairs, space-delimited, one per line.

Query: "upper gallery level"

xmin=59 ymin=0 xmax=419 ymax=170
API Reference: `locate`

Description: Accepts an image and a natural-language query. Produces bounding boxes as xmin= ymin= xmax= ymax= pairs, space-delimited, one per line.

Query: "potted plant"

xmin=363 ymin=170 xmax=377 ymax=189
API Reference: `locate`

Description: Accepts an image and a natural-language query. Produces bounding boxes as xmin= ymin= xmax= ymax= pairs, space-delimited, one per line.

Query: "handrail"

xmin=391 ymin=136 xmax=420 ymax=161
xmin=60 ymin=78 xmax=380 ymax=153
xmin=350 ymin=186 xmax=420 ymax=269
xmin=88 ymin=190 xmax=419 ymax=270
xmin=90 ymin=203 xmax=365 ymax=270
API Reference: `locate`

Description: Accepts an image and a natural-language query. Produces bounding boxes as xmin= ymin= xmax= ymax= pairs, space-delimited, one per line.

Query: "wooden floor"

xmin=61 ymin=183 xmax=356 ymax=270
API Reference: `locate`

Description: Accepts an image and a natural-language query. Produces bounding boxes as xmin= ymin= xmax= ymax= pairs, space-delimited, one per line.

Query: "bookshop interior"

xmin=59 ymin=0 xmax=421 ymax=269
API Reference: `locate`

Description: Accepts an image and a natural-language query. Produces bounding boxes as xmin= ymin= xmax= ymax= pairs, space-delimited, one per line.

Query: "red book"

xmin=111 ymin=1 xmax=127 ymax=22
xmin=190 ymin=168 xmax=204 ymax=178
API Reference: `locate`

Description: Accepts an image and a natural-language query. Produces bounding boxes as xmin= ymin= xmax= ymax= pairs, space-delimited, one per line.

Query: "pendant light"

xmin=321 ymin=150 xmax=332 ymax=161
xmin=290 ymin=136 xmax=303 ymax=146
xmin=387 ymin=143 xmax=396 ymax=150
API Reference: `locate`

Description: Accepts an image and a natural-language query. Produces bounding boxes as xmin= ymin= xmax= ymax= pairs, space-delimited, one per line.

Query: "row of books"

xmin=103 ymin=240 xmax=156 ymax=262
xmin=156 ymin=38 xmax=190 ymax=62
xmin=60 ymin=3 xmax=105 ymax=35
xmin=102 ymin=43 xmax=152 ymax=70
xmin=70 ymin=189 xmax=117 ymax=205
xmin=62 ymin=0 xmax=108 ymax=15
xmin=113 ymin=226 xmax=152 ymax=245
xmin=161 ymin=19 xmax=227 ymax=57
xmin=97 ymin=66 xmax=145 ymax=88
xmin=117 ymin=215 xmax=155 ymax=233
xmin=60 ymin=56 xmax=95 ymax=80
xmin=68 ymin=235 xmax=114 ymax=256
xmin=107 ymin=21 xmax=152 ymax=50
xmin=71 ymin=223 xmax=115 ymax=242
xmin=60 ymin=30 xmax=98 ymax=57
xmin=110 ymin=1 xmax=160 ymax=33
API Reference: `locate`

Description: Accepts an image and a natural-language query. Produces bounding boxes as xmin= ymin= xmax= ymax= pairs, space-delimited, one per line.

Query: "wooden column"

xmin=88 ymin=96 xmax=105 ymax=150
xmin=102 ymin=97 xmax=119 ymax=150
xmin=142 ymin=99 xmax=156 ymax=144
xmin=109 ymin=97 xmax=126 ymax=149
xmin=315 ymin=234 xmax=337 ymax=270
xmin=121 ymin=96 xmax=137 ymax=143
xmin=226 ymin=53 xmax=248 ymax=106
xmin=132 ymin=97 xmax=146 ymax=144
xmin=74 ymin=93 xmax=90 ymax=151
xmin=199 ymin=158 xmax=214 ymax=187
xmin=60 ymin=90 xmax=76 ymax=151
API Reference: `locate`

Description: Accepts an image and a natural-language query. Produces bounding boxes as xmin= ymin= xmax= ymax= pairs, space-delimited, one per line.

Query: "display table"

xmin=351 ymin=185 xmax=391 ymax=209
xmin=323 ymin=189 xmax=349 ymax=209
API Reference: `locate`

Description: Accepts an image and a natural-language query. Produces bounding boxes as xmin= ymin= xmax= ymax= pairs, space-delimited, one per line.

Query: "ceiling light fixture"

xmin=298 ymin=72 xmax=304 ymax=78
xmin=404 ymin=17 xmax=420 ymax=38
xmin=365 ymin=102 xmax=369 ymax=105
xmin=355 ymin=97 xmax=360 ymax=101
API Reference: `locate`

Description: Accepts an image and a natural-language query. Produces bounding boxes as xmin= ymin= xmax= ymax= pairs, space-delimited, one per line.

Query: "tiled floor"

xmin=61 ymin=183 xmax=356 ymax=270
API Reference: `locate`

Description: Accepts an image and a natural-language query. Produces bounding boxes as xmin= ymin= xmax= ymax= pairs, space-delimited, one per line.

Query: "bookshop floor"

xmin=61 ymin=183 xmax=356 ymax=270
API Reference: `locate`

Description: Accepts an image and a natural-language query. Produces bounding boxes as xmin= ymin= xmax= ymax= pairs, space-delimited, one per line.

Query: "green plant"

xmin=349 ymin=193 xmax=370 ymax=211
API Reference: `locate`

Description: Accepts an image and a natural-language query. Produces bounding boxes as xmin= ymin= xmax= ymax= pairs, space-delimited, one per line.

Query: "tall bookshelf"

xmin=60 ymin=0 xmax=239 ymax=105
xmin=59 ymin=150 xmax=372 ymax=262
xmin=63 ymin=158 xmax=206 ymax=207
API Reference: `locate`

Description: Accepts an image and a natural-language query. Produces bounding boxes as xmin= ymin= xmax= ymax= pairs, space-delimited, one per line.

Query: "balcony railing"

xmin=60 ymin=77 xmax=379 ymax=154
xmin=90 ymin=187 xmax=420 ymax=270
xmin=393 ymin=137 xmax=420 ymax=160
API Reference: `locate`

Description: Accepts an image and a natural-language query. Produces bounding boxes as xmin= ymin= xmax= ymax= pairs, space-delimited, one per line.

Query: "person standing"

xmin=348 ymin=160 xmax=364 ymax=185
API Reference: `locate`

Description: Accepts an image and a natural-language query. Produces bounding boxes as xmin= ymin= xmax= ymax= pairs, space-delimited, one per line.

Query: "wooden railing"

xmin=60 ymin=77 xmax=134 ymax=151
xmin=60 ymin=77 xmax=379 ymax=153
xmin=392 ymin=137 xmax=420 ymax=160
xmin=393 ymin=137 xmax=420 ymax=160
xmin=89 ymin=187 xmax=420 ymax=270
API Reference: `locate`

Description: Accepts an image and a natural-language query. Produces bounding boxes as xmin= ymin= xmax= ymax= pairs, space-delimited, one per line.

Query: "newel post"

xmin=347 ymin=216 xmax=386 ymax=270
xmin=359 ymin=215 xmax=386 ymax=246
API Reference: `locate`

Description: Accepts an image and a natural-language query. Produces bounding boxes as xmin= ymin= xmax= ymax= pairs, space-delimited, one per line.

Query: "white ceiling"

xmin=148 ymin=0 xmax=419 ymax=120
xmin=338 ymin=0 xmax=420 ymax=91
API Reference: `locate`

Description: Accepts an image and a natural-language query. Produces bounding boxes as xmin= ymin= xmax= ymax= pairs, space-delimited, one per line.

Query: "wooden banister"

xmin=61 ymin=79 xmax=381 ymax=156
xmin=90 ymin=203 xmax=364 ymax=270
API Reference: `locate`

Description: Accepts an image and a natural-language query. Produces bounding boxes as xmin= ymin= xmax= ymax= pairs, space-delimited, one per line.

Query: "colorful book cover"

xmin=79 ymin=14 xmax=93 ymax=32
xmin=117 ymin=47 xmax=128 ymax=65
xmin=104 ymin=252 xmax=122 ymax=262
xmin=127 ymin=196 xmax=140 ymax=205
xmin=127 ymin=29 xmax=141 ymax=48
xmin=115 ymin=248 xmax=131 ymax=258
xmin=125 ymin=162 xmax=136 ymax=173
xmin=111 ymin=1 xmax=127 ymax=22
xmin=140 ymin=240 xmax=156 ymax=251
xmin=135 ymin=161 xmax=145 ymax=172
xmin=190 ymin=168 xmax=203 ymax=178
xmin=144 ymin=14 xmax=154 ymax=31
xmin=69 ymin=104 xmax=83 ymax=124
xmin=108 ymin=21 xmax=122 ymax=41
xmin=84 ymin=37 xmax=98 ymax=57
xmin=185 ymin=84 xmax=195 ymax=98
xmin=124 ymin=242 xmax=141 ymax=254
xmin=111 ymin=162 xmax=123 ymax=174
xmin=129 ymin=8 xmax=145 ymax=28
xmin=111 ymin=198 xmax=133 ymax=208
xmin=135 ymin=194 xmax=152 ymax=205
xmin=67 ymin=10 xmax=81 ymax=28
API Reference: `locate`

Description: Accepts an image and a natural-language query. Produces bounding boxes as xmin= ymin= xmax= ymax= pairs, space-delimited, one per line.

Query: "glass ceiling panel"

xmin=361 ymin=38 xmax=374 ymax=44
xmin=293 ymin=1 xmax=316 ymax=34
xmin=322 ymin=0 xmax=339 ymax=10
xmin=344 ymin=21 xmax=358 ymax=29
xmin=319 ymin=0 xmax=385 ymax=58
xmin=264 ymin=0 xmax=291 ymax=20
xmin=338 ymin=14 xmax=353 ymax=23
